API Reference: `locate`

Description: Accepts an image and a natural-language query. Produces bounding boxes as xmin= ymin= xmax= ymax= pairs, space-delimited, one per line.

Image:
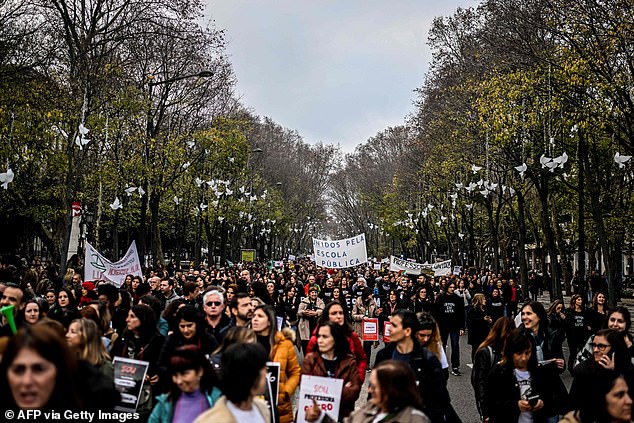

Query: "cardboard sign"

xmin=112 ymin=357 xmax=149 ymax=412
xmin=361 ymin=318 xmax=379 ymax=341
xmin=312 ymin=234 xmax=367 ymax=269
xmin=383 ymin=321 xmax=392 ymax=343
xmin=297 ymin=375 xmax=344 ymax=422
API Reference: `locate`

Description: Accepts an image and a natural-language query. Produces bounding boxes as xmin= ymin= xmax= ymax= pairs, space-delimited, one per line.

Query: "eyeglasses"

xmin=206 ymin=301 xmax=222 ymax=307
xmin=590 ymin=343 xmax=610 ymax=351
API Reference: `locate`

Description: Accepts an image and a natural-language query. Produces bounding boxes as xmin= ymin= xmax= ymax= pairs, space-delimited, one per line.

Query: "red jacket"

xmin=301 ymin=352 xmax=362 ymax=420
xmin=306 ymin=327 xmax=368 ymax=381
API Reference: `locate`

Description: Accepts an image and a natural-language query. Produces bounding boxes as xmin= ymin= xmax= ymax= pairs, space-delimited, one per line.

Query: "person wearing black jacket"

xmin=375 ymin=309 xmax=461 ymax=423
xmin=466 ymin=293 xmax=492 ymax=361
xmin=434 ymin=281 xmax=465 ymax=375
xmin=484 ymin=328 xmax=568 ymax=423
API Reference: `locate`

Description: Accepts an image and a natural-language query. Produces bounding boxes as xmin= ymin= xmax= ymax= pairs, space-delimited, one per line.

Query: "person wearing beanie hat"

xmin=78 ymin=282 xmax=97 ymax=308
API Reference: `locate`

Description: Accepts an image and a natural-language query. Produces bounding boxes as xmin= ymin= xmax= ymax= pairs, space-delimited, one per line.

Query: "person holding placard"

xmin=353 ymin=288 xmax=377 ymax=369
xmin=376 ymin=309 xmax=459 ymax=423
xmin=251 ymin=304 xmax=301 ymax=423
xmin=305 ymin=360 xmax=430 ymax=423
xmin=307 ymin=301 xmax=368 ymax=380
xmin=301 ymin=320 xmax=362 ymax=420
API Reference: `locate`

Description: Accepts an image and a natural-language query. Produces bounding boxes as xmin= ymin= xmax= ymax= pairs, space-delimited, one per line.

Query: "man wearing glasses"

xmin=203 ymin=289 xmax=231 ymax=343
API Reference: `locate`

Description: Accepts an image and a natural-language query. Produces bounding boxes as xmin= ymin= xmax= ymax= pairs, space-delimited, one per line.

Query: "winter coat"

xmin=301 ymin=352 xmax=362 ymax=420
xmin=297 ymin=297 xmax=325 ymax=341
xmin=193 ymin=395 xmax=271 ymax=423
xmin=376 ymin=342 xmax=458 ymax=423
xmin=351 ymin=297 xmax=378 ymax=338
xmin=471 ymin=345 xmax=501 ymax=419
xmin=306 ymin=328 xmax=368 ymax=380
xmin=148 ymin=388 xmax=222 ymax=423
xmin=484 ymin=361 xmax=568 ymax=423
xmin=467 ymin=308 xmax=490 ymax=347
xmin=271 ymin=328 xmax=302 ymax=423
xmin=320 ymin=403 xmax=430 ymax=423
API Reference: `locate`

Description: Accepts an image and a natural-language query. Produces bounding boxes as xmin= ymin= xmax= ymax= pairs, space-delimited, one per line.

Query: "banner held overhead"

xmin=312 ymin=234 xmax=367 ymax=269
xmin=84 ymin=241 xmax=143 ymax=287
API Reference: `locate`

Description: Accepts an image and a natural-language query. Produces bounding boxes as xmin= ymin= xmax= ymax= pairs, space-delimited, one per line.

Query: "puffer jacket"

xmin=271 ymin=327 xmax=302 ymax=423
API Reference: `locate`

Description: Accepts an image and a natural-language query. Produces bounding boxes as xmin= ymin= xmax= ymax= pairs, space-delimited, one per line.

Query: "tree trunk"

xmin=537 ymin=177 xmax=561 ymax=300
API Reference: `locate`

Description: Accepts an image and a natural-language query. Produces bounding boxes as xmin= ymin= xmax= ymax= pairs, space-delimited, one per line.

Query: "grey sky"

xmin=204 ymin=1 xmax=476 ymax=153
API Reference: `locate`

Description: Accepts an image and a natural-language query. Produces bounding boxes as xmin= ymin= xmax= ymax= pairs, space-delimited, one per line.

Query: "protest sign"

xmin=431 ymin=260 xmax=452 ymax=276
xmin=113 ymin=357 xmax=149 ymax=412
xmin=241 ymin=249 xmax=255 ymax=262
xmin=84 ymin=241 xmax=142 ymax=287
xmin=453 ymin=266 xmax=462 ymax=275
xmin=361 ymin=318 xmax=379 ymax=341
xmin=383 ymin=321 xmax=392 ymax=343
xmin=266 ymin=362 xmax=281 ymax=405
xmin=312 ymin=234 xmax=367 ymax=269
xmin=288 ymin=254 xmax=296 ymax=261
xmin=297 ymin=375 xmax=344 ymax=422
xmin=373 ymin=263 xmax=381 ymax=270
xmin=389 ymin=256 xmax=426 ymax=275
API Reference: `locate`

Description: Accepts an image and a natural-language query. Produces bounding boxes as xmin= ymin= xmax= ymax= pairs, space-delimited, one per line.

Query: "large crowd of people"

xmin=0 ymin=255 xmax=632 ymax=423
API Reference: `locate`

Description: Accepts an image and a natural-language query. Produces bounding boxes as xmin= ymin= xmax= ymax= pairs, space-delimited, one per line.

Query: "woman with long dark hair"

xmin=251 ymin=304 xmax=301 ymax=423
xmin=149 ymin=345 xmax=221 ymax=423
xmin=467 ymin=293 xmax=492 ymax=360
xmin=412 ymin=286 xmax=433 ymax=314
xmin=484 ymin=328 xmax=567 ymax=423
xmin=158 ymin=305 xmax=218 ymax=371
xmin=520 ymin=301 xmax=565 ymax=369
xmin=309 ymin=301 xmax=368 ymax=380
xmin=111 ymin=304 xmax=165 ymax=417
xmin=306 ymin=360 xmax=429 ymax=423
xmin=471 ymin=316 xmax=515 ymax=421
xmin=301 ymin=321 xmax=362 ymax=420
xmin=0 ymin=324 xmax=81 ymax=410
xmin=566 ymin=294 xmax=591 ymax=373
xmin=47 ymin=287 xmax=80 ymax=329
xmin=569 ymin=328 xmax=634 ymax=412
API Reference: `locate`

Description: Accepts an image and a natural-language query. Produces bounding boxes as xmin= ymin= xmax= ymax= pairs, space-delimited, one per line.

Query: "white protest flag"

xmin=389 ymin=256 xmax=426 ymax=275
xmin=431 ymin=259 xmax=452 ymax=277
xmin=312 ymin=234 xmax=367 ymax=269
xmin=84 ymin=241 xmax=143 ymax=287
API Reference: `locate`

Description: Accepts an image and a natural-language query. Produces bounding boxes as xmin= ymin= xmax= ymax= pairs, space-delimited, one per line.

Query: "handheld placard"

xmin=0 ymin=305 xmax=17 ymax=335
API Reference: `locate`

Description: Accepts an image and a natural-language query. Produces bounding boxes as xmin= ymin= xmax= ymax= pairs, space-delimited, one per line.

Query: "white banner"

xmin=312 ymin=234 xmax=367 ymax=269
xmin=297 ymin=375 xmax=344 ymax=422
xmin=431 ymin=259 xmax=452 ymax=277
xmin=389 ymin=256 xmax=426 ymax=275
xmin=84 ymin=241 xmax=143 ymax=287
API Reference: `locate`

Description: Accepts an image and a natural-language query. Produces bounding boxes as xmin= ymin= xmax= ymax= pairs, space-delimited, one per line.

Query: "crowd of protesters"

xmin=0 ymin=254 xmax=632 ymax=423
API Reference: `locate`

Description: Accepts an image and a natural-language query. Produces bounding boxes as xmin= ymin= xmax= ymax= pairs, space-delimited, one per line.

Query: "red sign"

xmin=361 ymin=318 xmax=379 ymax=341
xmin=383 ymin=321 xmax=392 ymax=343
xmin=71 ymin=202 xmax=81 ymax=217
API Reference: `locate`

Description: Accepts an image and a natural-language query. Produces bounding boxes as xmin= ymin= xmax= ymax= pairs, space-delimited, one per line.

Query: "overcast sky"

xmin=204 ymin=1 xmax=477 ymax=153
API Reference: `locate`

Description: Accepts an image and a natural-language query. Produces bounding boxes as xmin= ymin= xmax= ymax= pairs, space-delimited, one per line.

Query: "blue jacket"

xmin=148 ymin=388 xmax=222 ymax=423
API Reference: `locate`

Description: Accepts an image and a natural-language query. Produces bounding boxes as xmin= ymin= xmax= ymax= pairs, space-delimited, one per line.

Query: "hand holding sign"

xmin=305 ymin=399 xmax=321 ymax=422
